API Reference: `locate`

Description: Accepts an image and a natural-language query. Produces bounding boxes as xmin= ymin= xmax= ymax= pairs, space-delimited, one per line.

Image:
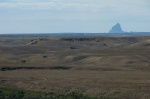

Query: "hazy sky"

xmin=0 ymin=0 xmax=150 ymax=33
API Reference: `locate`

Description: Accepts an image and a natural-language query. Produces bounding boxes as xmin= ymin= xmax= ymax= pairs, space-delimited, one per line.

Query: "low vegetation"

xmin=0 ymin=87 xmax=116 ymax=99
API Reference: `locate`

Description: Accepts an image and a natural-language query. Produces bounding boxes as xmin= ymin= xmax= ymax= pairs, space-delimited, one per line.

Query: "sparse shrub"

xmin=103 ymin=44 xmax=107 ymax=46
xmin=21 ymin=60 xmax=26 ymax=63
xmin=0 ymin=87 xmax=116 ymax=99
xmin=43 ymin=55 xmax=48 ymax=58
xmin=70 ymin=46 xmax=77 ymax=49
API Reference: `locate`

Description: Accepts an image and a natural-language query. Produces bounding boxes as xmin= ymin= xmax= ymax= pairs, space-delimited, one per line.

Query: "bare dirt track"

xmin=0 ymin=36 xmax=150 ymax=99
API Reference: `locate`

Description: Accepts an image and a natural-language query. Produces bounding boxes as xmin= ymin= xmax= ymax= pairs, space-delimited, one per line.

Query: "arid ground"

xmin=0 ymin=36 xmax=150 ymax=99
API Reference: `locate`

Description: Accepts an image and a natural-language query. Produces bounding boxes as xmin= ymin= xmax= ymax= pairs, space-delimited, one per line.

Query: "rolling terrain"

xmin=0 ymin=36 xmax=150 ymax=99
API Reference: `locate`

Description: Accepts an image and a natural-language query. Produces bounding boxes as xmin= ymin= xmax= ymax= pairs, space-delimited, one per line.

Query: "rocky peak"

xmin=109 ymin=23 xmax=124 ymax=33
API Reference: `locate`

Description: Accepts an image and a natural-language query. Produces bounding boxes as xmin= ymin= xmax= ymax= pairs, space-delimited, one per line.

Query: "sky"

xmin=0 ymin=0 xmax=150 ymax=33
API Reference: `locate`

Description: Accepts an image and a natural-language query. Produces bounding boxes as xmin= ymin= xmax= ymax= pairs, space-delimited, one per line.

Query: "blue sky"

xmin=0 ymin=0 xmax=150 ymax=33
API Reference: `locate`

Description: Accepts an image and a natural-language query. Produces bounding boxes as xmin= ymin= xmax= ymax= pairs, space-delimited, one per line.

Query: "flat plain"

xmin=0 ymin=36 xmax=150 ymax=99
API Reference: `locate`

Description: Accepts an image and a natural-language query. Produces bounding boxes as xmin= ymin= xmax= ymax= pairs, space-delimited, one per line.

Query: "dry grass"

xmin=1 ymin=70 xmax=150 ymax=98
xmin=0 ymin=36 xmax=150 ymax=99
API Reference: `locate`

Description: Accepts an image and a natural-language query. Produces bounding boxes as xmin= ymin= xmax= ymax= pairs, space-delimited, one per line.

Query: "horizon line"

xmin=1 ymin=32 xmax=150 ymax=34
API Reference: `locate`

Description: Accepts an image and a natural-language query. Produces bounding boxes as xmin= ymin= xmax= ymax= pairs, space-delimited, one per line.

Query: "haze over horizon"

xmin=0 ymin=0 xmax=150 ymax=34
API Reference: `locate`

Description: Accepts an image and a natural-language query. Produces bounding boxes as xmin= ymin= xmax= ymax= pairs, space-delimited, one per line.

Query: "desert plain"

xmin=0 ymin=36 xmax=150 ymax=99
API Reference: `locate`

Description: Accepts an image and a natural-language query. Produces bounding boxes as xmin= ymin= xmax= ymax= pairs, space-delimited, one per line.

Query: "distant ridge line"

xmin=0 ymin=32 xmax=150 ymax=37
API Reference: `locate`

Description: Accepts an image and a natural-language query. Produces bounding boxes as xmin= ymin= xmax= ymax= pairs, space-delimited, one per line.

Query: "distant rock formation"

xmin=109 ymin=23 xmax=125 ymax=33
